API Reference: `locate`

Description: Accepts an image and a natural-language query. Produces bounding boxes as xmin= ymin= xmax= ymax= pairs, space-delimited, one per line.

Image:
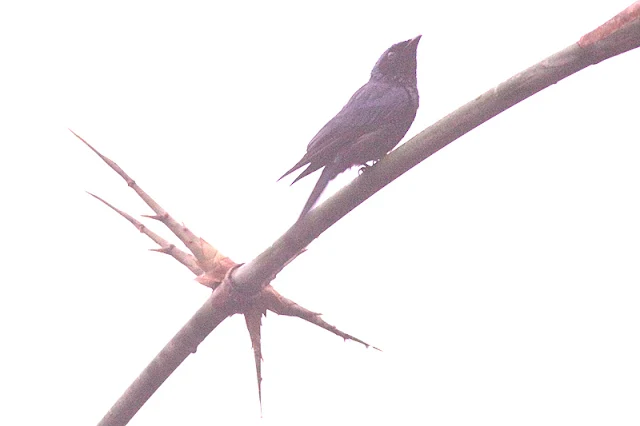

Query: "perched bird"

xmin=279 ymin=35 xmax=421 ymax=219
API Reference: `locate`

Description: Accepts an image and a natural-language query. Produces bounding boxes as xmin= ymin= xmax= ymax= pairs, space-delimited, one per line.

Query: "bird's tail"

xmin=298 ymin=165 xmax=337 ymax=220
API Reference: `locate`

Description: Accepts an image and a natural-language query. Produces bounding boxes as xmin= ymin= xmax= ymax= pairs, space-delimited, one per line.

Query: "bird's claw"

xmin=358 ymin=161 xmax=378 ymax=175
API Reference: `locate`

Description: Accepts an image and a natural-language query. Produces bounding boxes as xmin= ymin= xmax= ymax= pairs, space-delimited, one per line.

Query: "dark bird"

xmin=279 ymin=35 xmax=421 ymax=219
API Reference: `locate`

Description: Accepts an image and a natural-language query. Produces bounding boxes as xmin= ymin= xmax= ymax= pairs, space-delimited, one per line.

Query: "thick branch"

xmin=97 ymin=273 xmax=240 ymax=426
xmin=93 ymin=5 xmax=639 ymax=425
xmin=232 ymin=9 xmax=640 ymax=294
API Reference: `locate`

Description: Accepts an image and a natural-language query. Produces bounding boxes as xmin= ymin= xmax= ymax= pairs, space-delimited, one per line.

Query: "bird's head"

xmin=370 ymin=35 xmax=421 ymax=85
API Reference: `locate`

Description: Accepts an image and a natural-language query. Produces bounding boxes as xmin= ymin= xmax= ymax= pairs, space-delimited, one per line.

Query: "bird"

xmin=279 ymin=35 xmax=421 ymax=220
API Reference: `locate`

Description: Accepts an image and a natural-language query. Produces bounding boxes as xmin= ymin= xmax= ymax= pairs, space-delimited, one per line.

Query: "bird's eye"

xmin=387 ymin=51 xmax=397 ymax=60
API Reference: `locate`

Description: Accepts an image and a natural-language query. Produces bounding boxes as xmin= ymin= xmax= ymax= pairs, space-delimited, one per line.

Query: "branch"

xmin=70 ymin=130 xmax=231 ymax=273
xmin=93 ymin=4 xmax=639 ymax=425
xmin=79 ymin=137 xmax=373 ymax=423
xmin=260 ymin=285 xmax=380 ymax=350
xmin=231 ymin=3 xmax=640 ymax=294
xmin=86 ymin=192 xmax=204 ymax=277
xmin=97 ymin=271 xmax=240 ymax=426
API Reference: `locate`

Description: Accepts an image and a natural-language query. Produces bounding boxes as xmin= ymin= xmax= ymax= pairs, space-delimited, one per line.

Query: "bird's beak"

xmin=406 ymin=35 xmax=421 ymax=51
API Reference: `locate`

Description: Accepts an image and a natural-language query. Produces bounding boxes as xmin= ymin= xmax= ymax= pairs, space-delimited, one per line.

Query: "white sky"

xmin=1 ymin=1 xmax=639 ymax=425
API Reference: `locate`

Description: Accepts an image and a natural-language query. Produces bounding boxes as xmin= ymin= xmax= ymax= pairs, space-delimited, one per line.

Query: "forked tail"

xmin=298 ymin=165 xmax=337 ymax=220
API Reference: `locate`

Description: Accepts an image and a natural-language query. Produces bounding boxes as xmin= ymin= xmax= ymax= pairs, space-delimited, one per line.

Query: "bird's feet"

xmin=358 ymin=160 xmax=379 ymax=175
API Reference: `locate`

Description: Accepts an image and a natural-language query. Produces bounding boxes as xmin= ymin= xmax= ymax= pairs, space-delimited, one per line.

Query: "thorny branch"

xmin=71 ymin=132 xmax=378 ymax=424
xmin=74 ymin=3 xmax=640 ymax=426
xmin=86 ymin=192 xmax=204 ymax=277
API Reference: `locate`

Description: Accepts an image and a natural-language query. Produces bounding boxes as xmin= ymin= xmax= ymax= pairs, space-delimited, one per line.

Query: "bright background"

xmin=1 ymin=1 xmax=638 ymax=425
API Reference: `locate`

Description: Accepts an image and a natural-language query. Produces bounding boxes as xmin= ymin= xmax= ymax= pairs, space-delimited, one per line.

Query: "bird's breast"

xmin=404 ymin=85 xmax=419 ymax=111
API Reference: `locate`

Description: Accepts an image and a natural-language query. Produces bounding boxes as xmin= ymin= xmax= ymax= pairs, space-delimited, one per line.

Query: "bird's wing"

xmin=279 ymin=82 xmax=411 ymax=181
xmin=307 ymin=82 xmax=411 ymax=155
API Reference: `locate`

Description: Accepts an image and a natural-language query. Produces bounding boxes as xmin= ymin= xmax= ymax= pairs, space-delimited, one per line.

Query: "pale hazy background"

xmin=1 ymin=1 xmax=638 ymax=425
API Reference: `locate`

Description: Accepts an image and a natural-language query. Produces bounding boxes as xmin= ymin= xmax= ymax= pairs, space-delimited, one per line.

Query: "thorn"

xmin=69 ymin=129 xmax=100 ymax=156
xmin=142 ymin=214 xmax=165 ymax=221
xmin=149 ymin=245 xmax=173 ymax=254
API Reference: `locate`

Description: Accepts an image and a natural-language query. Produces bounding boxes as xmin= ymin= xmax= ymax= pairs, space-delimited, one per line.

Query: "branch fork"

xmin=71 ymin=130 xmax=377 ymax=414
